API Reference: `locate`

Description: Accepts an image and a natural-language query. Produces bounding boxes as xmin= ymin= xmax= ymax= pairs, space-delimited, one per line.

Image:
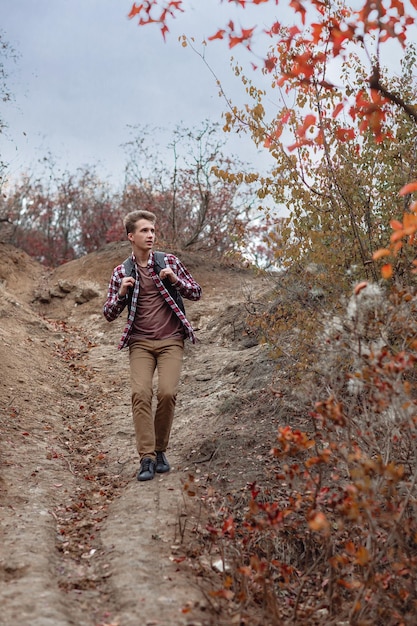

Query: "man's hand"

xmin=159 ymin=267 xmax=178 ymax=285
xmin=118 ymin=276 xmax=135 ymax=297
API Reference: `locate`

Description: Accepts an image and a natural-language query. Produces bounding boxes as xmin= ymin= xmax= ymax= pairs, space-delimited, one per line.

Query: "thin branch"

xmin=370 ymin=65 xmax=417 ymax=124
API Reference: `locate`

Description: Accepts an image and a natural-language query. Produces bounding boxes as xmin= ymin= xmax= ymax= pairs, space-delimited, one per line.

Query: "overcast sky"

xmin=1 ymin=0 xmax=280 ymax=187
xmin=2 ymin=1 xmax=415 ymax=190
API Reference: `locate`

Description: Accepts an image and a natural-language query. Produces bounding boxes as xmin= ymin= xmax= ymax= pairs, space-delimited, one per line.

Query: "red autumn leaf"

xmin=208 ymin=29 xmax=226 ymax=41
xmin=161 ymin=23 xmax=169 ymax=40
xmin=280 ymin=110 xmax=291 ymax=124
xmin=229 ymin=27 xmax=255 ymax=49
xmin=181 ymin=606 xmax=192 ymax=614
xmin=381 ymin=263 xmax=393 ymax=279
xmin=290 ymin=0 xmax=307 ymax=24
xmin=266 ymin=20 xmax=281 ymax=36
xmin=336 ymin=127 xmax=355 ymax=141
xmin=273 ymin=125 xmax=283 ymax=140
xmin=206 ymin=524 xmax=220 ymax=536
xmin=264 ymin=56 xmax=278 ymax=71
xmin=399 ymin=181 xmax=417 ymax=196
xmin=308 ymin=511 xmax=330 ymax=533
xmin=372 ymin=248 xmax=391 ymax=260
xmin=355 ymin=546 xmax=370 ymax=566
xmin=403 ymin=213 xmax=417 ymax=230
xmin=171 ymin=555 xmax=186 ymax=563
xmin=311 ymin=22 xmax=323 ymax=43
xmin=287 ymin=25 xmax=301 ymax=38
xmin=391 ymin=230 xmax=405 ymax=242
xmin=210 ymin=588 xmax=234 ymax=600
xmin=128 ymin=3 xmax=142 ymax=19
xmin=296 ymin=114 xmax=316 ymax=138
xmin=332 ymin=102 xmax=344 ymax=118
xmin=354 ymin=281 xmax=368 ymax=295
xmin=390 ymin=219 xmax=404 ymax=230
xmin=222 ymin=515 xmax=235 ymax=537
xmin=288 ymin=138 xmax=314 ymax=151
xmin=337 ymin=578 xmax=362 ymax=590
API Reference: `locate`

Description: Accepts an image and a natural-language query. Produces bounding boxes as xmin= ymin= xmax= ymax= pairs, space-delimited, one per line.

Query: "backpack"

xmin=123 ymin=251 xmax=185 ymax=314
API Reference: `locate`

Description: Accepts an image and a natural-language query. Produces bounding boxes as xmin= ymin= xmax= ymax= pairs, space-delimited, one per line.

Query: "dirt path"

xmin=0 ymin=244 xmax=272 ymax=626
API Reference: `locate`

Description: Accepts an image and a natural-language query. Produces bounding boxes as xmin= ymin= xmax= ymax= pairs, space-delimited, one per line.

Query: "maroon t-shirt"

xmin=129 ymin=265 xmax=184 ymax=342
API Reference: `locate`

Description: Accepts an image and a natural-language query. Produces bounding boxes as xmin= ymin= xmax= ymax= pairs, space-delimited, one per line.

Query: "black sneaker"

xmin=155 ymin=451 xmax=170 ymax=474
xmin=137 ymin=457 xmax=156 ymax=481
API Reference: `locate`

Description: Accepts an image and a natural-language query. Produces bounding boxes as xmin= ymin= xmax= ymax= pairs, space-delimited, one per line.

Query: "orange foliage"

xmin=129 ymin=0 xmax=417 ymax=145
xmin=373 ymin=180 xmax=417 ymax=278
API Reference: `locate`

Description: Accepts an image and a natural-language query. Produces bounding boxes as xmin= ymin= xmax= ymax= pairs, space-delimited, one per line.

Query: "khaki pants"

xmin=129 ymin=338 xmax=184 ymax=461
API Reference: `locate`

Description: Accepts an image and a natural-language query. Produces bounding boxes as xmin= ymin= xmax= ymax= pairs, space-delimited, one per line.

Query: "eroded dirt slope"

xmin=0 ymin=242 xmax=276 ymax=626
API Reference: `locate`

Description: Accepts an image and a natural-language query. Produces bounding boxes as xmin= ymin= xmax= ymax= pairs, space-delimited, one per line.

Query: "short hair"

xmin=123 ymin=210 xmax=156 ymax=235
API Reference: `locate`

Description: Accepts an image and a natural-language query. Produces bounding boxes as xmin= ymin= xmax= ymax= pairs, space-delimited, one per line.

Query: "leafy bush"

xmin=185 ymin=280 xmax=417 ymax=625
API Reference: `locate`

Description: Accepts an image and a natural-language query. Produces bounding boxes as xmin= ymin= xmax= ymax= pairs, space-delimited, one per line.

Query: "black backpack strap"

xmin=122 ymin=256 xmax=135 ymax=312
xmin=122 ymin=256 xmax=136 ymax=278
xmin=153 ymin=251 xmax=166 ymax=275
xmin=122 ymin=252 xmax=185 ymax=315
xmin=153 ymin=251 xmax=185 ymax=314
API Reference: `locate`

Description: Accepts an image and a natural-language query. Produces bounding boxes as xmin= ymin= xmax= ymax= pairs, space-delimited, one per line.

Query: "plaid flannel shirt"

xmin=103 ymin=251 xmax=202 ymax=349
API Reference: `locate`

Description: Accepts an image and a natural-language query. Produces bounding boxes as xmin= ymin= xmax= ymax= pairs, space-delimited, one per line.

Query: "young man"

xmin=103 ymin=210 xmax=202 ymax=481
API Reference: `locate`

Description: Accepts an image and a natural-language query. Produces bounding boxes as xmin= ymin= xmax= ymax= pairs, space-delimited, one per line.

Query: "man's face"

xmin=128 ymin=219 xmax=155 ymax=253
